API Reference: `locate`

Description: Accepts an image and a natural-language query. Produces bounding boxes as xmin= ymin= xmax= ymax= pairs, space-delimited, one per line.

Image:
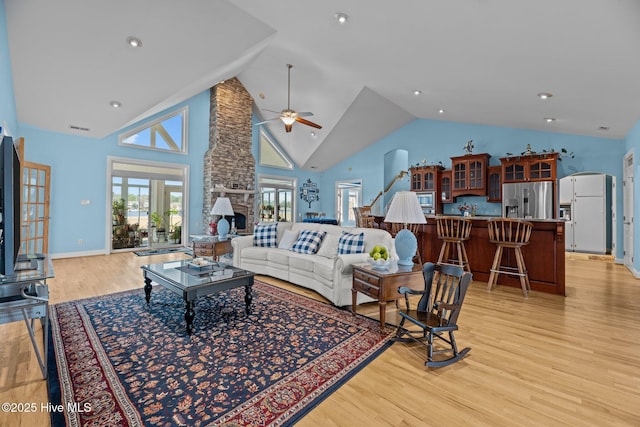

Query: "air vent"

xmin=69 ymin=125 xmax=90 ymax=132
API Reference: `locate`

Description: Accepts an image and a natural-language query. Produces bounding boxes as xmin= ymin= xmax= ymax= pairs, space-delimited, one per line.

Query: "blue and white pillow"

xmin=338 ymin=231 xmax=365 ymax=255
xmin=290 ymin=230 xmax=327 ymax=255
xmin=253 ymin=223 xmax=278 ymax=247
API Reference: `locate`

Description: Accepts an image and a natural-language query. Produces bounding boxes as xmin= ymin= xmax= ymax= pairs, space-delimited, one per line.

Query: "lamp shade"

xmin=211 ymin=197 xmax=234 ymax=239
xmin=384 ymin=191 xmax=426 ymax=266
xmin=384 ymin=191 xmax=427 ymax=225
xmin=210 ymin=197 xmax=234 ymax=216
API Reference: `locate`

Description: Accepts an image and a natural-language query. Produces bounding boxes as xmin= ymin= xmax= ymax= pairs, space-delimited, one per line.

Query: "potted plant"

xmin=170 ymin=224 xmax=182 ymax=244
xmin=150 ymin=212 xmax=165 ymax=242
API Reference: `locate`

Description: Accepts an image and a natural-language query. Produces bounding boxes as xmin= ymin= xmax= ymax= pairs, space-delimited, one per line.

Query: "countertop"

xmin=426 ymin=215 xmax=564 ymax=223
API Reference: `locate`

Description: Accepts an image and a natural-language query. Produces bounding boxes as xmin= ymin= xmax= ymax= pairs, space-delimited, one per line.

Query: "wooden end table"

xmin=352 ymin=263 xmax=424 ymax=330
xmin=190 ymin=235 xmax=233 ymax=259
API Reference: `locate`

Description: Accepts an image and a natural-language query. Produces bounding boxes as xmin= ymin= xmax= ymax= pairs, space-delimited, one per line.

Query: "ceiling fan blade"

xmin=297 ymin=112 xmax=314 ymax=118
xmin=254 ymin=117 xmax=280 ymax=126
xmin=296 ymin=117 xmax=322 ymax=129
xmin=263 ymin=109 xmax=283 ymax=115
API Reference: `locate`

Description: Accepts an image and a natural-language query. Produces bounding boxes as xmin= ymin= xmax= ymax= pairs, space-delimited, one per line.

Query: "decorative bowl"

xmin=187 ymin=258 xmax=210 ymax=269
xmin=367 ymin=256 xmax=390 ymax=270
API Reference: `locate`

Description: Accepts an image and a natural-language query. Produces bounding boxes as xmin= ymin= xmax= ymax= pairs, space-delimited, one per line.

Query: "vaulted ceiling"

xmin=5 ymin=0 xmax=640 ymax=171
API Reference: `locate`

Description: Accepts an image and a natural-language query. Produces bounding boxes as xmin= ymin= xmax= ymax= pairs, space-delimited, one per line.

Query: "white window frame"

xmin=106 ymin=156 xmax=190 ymax=252
xmin=259 ymin=128 xmax=293 ymax=170
xmin=118 ymin=106 xmax=189 ymax=154
xmin=257 ymin=174 xmax=298 ymax=223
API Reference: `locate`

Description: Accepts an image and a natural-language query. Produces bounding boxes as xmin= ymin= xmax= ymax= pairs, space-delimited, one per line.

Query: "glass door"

xmin=258 ymin=175 xmax=296 ymax=223
xmin=336 ymin=180 xmax=362 ymax=226
xmin=21 ymin=161 xmax=51 ymax=255
xmin=109 ymin=158 xmax=188 ymax=252
xmin=112 ymin=177 xmax=149 ymax=250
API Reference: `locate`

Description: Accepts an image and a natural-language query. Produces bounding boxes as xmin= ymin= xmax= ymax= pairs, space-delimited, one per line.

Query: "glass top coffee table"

xmin=141 ymin=259 xmax=255 ymax=335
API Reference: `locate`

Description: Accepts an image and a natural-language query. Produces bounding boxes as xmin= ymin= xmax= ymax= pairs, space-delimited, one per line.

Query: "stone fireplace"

xmin=203 ymin=78 xmax=256 ymax=233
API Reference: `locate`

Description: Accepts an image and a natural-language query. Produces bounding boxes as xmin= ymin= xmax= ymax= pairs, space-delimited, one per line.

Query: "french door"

xmin=109 ymin=157 xmax=188 ymax=252
xmin=258 ymin=175 xmax=296 ymax=223
xmin=21 ymin=161 xmax=51 ymax=255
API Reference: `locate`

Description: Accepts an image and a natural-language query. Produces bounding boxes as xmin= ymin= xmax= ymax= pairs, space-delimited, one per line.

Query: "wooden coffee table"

xmin=142 ymin=259 xmax=254 ymax=335
xmin=352 ymin=263 xmax=423 ymax=330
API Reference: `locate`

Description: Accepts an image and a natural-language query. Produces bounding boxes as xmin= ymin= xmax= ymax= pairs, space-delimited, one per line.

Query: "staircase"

xmin=366 ymin=170 xmax=408 ymax=215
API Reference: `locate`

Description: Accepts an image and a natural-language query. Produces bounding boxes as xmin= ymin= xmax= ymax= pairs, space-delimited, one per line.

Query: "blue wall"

xmin=21 ymin=92 xmax=210 ymax=255
xmin=0 ymin=0 xmax=17 ymax=136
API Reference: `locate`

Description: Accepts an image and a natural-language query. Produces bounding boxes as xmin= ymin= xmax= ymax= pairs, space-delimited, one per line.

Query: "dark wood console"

xmin=419 ymin=216 xmax=566 ymax=295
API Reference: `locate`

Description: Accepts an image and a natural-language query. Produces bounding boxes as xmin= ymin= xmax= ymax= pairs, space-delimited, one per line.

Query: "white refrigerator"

xmin=559 ymin=174 xmax=612 ymax=254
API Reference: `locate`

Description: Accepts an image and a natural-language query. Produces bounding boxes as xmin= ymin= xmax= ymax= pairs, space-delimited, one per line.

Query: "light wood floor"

xmin=1 ymin=252 xmax=639 ymax=426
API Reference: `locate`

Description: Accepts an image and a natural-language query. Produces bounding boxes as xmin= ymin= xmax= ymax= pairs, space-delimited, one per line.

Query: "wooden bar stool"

xmin=487 ymin=218 xmax=533 ymax=297
xmin=435 ymin=216 xmax=472 ymax=272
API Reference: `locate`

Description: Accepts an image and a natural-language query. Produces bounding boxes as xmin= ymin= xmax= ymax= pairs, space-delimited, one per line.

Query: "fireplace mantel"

xmin=213 ymin=185 xmax=255 ymax=202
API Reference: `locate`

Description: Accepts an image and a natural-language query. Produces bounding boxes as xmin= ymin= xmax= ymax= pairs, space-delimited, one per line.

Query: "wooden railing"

xmin=366 ymin=170 xmax=408 ymax=214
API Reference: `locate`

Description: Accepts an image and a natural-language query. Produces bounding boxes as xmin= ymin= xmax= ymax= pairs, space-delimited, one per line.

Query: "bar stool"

xmin=435 ymin=216 xmax=472 ymax=272
xmin=487 ymin=218 xmax=533 ymax=297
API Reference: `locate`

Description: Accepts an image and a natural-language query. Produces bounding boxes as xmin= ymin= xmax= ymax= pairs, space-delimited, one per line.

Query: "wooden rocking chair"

xmin=394 ymin=262 xmax=472 ymax=368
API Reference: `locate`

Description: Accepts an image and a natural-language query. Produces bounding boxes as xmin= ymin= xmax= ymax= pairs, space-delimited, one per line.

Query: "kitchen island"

xmin=376 ymin=215 xmax=566 ymax=296
xmin=422 ymin=216 xmax=565 ymax=295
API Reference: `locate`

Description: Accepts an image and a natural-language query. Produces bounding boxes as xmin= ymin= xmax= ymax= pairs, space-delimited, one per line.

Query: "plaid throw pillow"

xmin=290 ymin=230 xmax=327 ymax=255
xmin=338 ymin=231 xmax=365 ymax=255
xmin=253 ymin=223 xmax=278 ymax=247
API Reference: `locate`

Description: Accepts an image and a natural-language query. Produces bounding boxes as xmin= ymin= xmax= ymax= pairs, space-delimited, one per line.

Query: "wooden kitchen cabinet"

xmin=487 ymin=165 xmax=502 ymax=202
xmin=451 ymin=153 xmax=490 ymax=197
xmin=501 ymin=153 xmax=558 ymax=183
xmin=441 ymin=170 xmax=453 ymax=203
xmin=410 ymin=165 xmax=443 ymax=191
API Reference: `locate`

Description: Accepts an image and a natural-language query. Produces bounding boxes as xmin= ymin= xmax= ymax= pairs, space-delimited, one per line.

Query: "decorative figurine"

xmin=464 ymin=140 xmax=474 ymax=154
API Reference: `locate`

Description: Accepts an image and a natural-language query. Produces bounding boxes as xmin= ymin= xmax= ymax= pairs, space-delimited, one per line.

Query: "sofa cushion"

xmin=288 ymin=251 xmax=317 ymax=273
xmin=338 ymin=231 xmax=365 ymax=255
xmin=317 ymin=234 xmax=339 ymax=258
xmin=267 ymin=248 xmax=290 ymax=266
xmin=254 ymin=223 xmax=278 ymax=247
xmin=240 ymin=246 xmax=269 ymax=261
xmin=278 ymin=229 xmax=298 ymax=250
xmin=290 ymin=230 xmax=326 ymax=255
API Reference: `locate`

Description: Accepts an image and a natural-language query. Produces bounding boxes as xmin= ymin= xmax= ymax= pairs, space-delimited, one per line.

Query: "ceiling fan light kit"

xmin=256 ymin=64 xmax=322 ymax=133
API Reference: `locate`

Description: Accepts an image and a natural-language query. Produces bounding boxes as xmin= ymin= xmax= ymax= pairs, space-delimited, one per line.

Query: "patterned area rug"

xmin=47 ymin=281 xmax=393 ymax=426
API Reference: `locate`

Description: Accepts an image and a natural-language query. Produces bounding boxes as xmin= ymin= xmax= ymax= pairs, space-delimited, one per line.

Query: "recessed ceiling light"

xmin=310 ymin=131 xmax=316 ymax=137
xmin=126 ymin=36 xmax=142 ymax=48
xmin=413 ymin=90 xmax=422 ymax=96
xmin=438 ymin=109 xmax=446 ymax=114
xmin=335 ymin=13 xmax=349 ymax=24
xmin=537 ymin=92 xmax=553 ymax=99
xmin=544 ymin=117 xmax=555 ymax=123
xmin=110 ymin=101 xmax=122 ymax=108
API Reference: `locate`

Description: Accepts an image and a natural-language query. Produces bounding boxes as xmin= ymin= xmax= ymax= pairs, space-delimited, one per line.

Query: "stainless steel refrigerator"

xmin=502 ymin=181 xmax=554 ymax=220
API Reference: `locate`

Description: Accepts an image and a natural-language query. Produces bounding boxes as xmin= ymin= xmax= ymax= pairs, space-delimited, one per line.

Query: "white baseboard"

xmin=50 ymin=249 xmax=109 ymax=259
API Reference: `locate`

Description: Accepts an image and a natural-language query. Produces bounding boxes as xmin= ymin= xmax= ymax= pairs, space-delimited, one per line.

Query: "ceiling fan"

xmin=256 ymin=64 xmax=322 ymax=133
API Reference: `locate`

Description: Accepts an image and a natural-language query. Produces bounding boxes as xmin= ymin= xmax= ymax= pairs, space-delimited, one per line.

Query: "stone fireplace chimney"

xmin=203 ymin=78 xmax=256 ymax=233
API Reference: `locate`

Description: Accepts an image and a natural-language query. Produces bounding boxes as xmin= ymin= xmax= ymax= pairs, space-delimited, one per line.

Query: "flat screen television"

xmin=0 ymin=135 xmax=21 ymax=276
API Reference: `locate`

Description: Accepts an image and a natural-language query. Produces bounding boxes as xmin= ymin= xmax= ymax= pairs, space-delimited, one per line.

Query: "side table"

xmin=190 ymin=235 xmax=233 ymax=259
xmin=352 ymin=263 xmax=423 ymax=330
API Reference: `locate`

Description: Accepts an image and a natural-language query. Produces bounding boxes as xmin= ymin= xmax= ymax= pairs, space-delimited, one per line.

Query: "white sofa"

xmin=231 ymin=222 xmax=395 ymax=306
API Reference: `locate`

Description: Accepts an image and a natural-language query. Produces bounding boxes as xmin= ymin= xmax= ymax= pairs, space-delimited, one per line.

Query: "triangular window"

xmin=119 ymin=107 xmax=188 ymax=153
xmin=259 ymin=129 xmax=292 ymax=169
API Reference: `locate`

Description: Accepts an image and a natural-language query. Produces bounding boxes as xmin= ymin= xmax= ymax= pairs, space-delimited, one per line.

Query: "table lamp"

xmin=211 ymin=197 xmax=234 ymax=239
xmin=384 ymin=191 xmax=427 ymax=266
